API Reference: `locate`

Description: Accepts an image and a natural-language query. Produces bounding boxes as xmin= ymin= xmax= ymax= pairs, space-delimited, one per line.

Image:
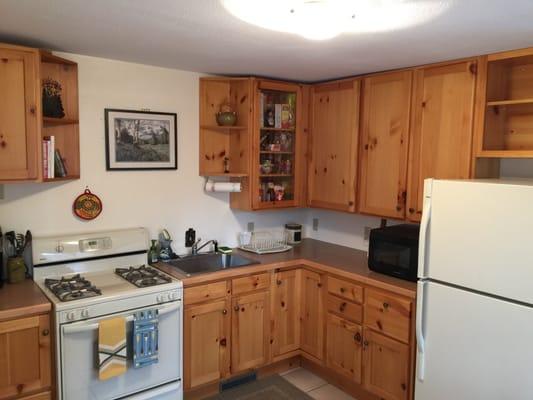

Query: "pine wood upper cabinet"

xmin=407 ymin=60 xmax=478 ymax=221
xmin=231 ymin=291 xmax=270 ymax=372
xmin=0 ymin=315 xmax=51 ymax=399
xmin=363 ymin=329 xmax=410 ymax=400
xmin=271 ymin=269 xmax=301 ymax=358
xmin=308 ymin=80 xmax=360 ymax=212
xmin=300 ymin=269 xmax=324 ymax=360
xmin=326 ymin=313 xmax=363 ymax=383
xmin=184 ymin=299 xmax=230 ymax=389
xmin=0 ymin=46 xmax=39 ymax=181
xmin=359 ymin=71 xmax=413 ymax=218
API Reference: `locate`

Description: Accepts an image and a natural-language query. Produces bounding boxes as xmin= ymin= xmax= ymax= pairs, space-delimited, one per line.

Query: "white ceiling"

xmin=1 ymin=0 xmax=533 ymax=82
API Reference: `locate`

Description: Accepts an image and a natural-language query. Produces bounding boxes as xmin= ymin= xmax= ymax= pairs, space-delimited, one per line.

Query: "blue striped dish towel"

xmin=133 ymin=309 xmax=159 ymax=369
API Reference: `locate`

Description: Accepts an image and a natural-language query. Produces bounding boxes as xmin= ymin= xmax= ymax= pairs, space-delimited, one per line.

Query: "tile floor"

xmin=280 ymin=367 xmax=356 ymax=400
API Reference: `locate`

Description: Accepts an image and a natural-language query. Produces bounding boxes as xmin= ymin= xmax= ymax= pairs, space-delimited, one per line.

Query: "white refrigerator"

xmin=415 ymin=178 xmax=533 ymax=400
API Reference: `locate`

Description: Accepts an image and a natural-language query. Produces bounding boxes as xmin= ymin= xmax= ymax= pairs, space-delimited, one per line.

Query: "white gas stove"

xmin=32 ymin=228 xmax=183 ymax=400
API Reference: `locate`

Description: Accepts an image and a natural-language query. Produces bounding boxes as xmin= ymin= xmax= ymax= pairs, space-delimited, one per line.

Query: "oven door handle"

xmin=62 ymin=302 xmax=181 ymax=334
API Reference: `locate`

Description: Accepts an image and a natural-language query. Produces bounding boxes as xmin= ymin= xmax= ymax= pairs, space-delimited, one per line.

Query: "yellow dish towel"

xmin=98 ymin=317 xmax=127 ymax=380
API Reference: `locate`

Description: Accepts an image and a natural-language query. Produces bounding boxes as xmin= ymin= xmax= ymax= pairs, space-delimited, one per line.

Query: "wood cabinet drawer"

xmin=328 ymin=276 xmax=363 ymax=303
xmin=185 ymin=281 xmax=229 ymax=305
xmin=232 ymin=273 xmax=270 ymax=295
xmin=364 ymin=289 xmax=412 ymax=343
xmin=327 ymin=295 xmax=362 ymax=323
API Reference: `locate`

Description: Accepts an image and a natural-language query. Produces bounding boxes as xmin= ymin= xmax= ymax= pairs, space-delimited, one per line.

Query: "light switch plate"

xmin=247 ymin=222 xmax=255 ymax=232
xmin=312 ymin=218 xmax=319 ymax=231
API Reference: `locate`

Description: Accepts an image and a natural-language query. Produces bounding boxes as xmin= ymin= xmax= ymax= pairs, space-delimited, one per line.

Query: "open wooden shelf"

xmin=42 ymin=175 xmax=80 ymax=182
xmin=259 ymin=174 xmax=293 ymax=178
xmin=260 ymin=127 xmax=295 ymax=132
xmin=487 ymin=98 xmax=533 ymax=106
xmin=260 ymin=151 xmax=294 ymax=155
xmin=200 ymin=125 xmax=247 ymax=131
xmin=43 ymin=117 xmax=79 ymax=126
xmin=202 ymin=172 xmax=248 ymax=178
xmin=478 ymin=49 xmax=533 ymax=156
xmin=40 ymin=52 xmax=80 ymax=181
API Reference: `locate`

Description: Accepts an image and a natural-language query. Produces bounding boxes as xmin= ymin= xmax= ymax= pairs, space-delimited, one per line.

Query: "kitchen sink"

xmin=165 ymin=253 xmax=259 ymax=276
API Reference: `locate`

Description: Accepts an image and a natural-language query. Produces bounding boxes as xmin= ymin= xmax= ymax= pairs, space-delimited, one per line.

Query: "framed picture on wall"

xmin=104 ymin=109 xmax=177 ymax=170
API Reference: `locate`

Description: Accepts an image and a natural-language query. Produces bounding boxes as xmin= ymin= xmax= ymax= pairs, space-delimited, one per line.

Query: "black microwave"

xmin=368 ymin=224 xmax=419 ymax=282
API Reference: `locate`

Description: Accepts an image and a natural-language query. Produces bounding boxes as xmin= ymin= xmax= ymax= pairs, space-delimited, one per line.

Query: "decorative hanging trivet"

xmin=73 ymin=187 xmax=102 ymax=220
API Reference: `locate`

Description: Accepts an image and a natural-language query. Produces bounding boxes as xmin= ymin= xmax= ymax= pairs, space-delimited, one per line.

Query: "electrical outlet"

xmin=363 ymin=226 xmax=372 ymax=241
xmin=312 ymin=218 xmax=319 ymax=231
xmin=247 ymin=222 xmax=255 ymax=232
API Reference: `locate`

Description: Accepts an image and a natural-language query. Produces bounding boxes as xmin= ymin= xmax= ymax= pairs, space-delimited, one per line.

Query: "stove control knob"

xmin=170 ymin=292 xmax=178 ymax=300
xmin=161 ymin=293 xmax=169 ymax=302
xmin=81 ymin=309 xmax=89 ymax=318
xmin=156 ymin=295 xmax=163 ymax=303
xmin=66 ymin=312 xmax=75 ymax=321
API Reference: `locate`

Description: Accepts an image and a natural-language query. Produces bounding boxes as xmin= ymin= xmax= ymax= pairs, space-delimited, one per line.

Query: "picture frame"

xmin=104 ymin=109 xmax=177 ymax=170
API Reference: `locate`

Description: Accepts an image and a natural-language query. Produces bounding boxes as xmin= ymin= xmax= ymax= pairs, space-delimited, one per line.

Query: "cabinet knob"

xmin=396 ymin=206 xmax=402 ymax=211
xmin=339 ymin=287 xmax=345 ymax=293
xmin=0 ymin=140 xmax=6 ymax=148
xmin=408 ymin=208 xmax=415 ymax=214
xmin=234 ymin=305 xmax=240 ymax=312
xmin=277 ymin=280 xmax=282 ymax=286
xmin=42 ymin=329 xmax=50 ymax=336
xmin=29 ymin=106 xmax=36 ymax=115
xmin=383 ymin=302 xmax=390 ymax=310
xmin=353 ymin=332 xmax=362 ymax=343
xmin=363 ymin=340 xmax=369 ymax=348
xmin=220 ymin=338 xmax=227 ymax=347
xmin=364 ymin=144 xmax=369 ymax=150
xmin=339 ymin=302 xmax=347 ymax=312
xmin=222 ymin=309 xmax=227 ymax=315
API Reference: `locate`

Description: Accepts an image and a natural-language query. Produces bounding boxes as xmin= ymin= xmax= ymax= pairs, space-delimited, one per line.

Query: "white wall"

xmin=0 ymin=53 xmax=306 ymax=254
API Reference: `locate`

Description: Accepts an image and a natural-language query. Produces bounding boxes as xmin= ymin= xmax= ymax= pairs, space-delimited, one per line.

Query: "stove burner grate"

xmin=115 ymin=265 xmax=171 ymax=288
xmin=44 ymin=274 xmax=102 ymax=302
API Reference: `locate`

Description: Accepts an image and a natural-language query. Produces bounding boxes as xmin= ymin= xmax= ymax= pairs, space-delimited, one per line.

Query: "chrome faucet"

xmin=191 ymin=238 xmax=218 ymax=255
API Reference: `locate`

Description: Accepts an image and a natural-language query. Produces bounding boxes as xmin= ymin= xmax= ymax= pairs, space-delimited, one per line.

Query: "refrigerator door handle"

xmin=418 ymin=196 xmax=431 ymax=278
xmin=416 ymin=280 xmax=427 ymax=382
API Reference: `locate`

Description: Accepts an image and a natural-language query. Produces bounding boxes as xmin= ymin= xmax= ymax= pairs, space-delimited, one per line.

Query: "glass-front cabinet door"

xmin=253 ymin=80 xmax=302 ymax=209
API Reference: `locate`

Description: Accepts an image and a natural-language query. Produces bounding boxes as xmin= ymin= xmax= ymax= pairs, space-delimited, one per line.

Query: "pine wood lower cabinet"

xmin=184 ymin=299 xmax=231 ymax=389
xmin=300 ymin=269 xmax=324 ymax=360
xmin=184 ymin=269 xmax=414 ymax=400
xmin=0 ymin=314 xmax=51 ymax=399
xmin=326 ymin=313 xmax=363 ymax=383
xmin=271 ymin=269 xmax=301 ymax=358
xmin=363 ymin=329 xmax=410 ymax=400
xmin=231 ymin=291 xmax=270 ymax=373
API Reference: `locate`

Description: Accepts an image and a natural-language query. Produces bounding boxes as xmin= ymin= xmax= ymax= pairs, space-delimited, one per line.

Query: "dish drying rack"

xmin=238 ymin=230 xmax=292 ymax=254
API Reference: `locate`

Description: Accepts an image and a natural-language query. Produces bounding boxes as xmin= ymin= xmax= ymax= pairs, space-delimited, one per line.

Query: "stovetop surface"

xmin=35 ymin=264 xmax=182 ymax=310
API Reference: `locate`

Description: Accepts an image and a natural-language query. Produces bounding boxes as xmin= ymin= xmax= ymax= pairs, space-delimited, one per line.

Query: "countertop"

xmin=0 ymin=279 xmax=51 ymax=321
xmin=156 ymin=239 xmax=417 ymax=298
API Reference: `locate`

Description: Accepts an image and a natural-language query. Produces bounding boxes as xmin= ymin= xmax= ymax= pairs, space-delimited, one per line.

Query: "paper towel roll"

xmin=205 ymin=180 xmax=241 ymax=193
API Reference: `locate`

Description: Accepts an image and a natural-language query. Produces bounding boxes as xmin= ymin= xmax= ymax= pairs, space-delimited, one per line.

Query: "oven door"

xmin=60 ymin=301 xmax=182 ymax=400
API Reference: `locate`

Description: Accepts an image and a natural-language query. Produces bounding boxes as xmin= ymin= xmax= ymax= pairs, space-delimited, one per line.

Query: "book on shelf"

xmin=281 ymin=104 xmax=291 ymax=129
xmin=54 ymin=149 xmax=67 ymax=177
xmin=42 ymin=136 xmax=67 ymax=179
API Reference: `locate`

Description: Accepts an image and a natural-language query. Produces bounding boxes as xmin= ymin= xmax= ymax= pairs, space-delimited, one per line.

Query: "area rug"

xmin=206 ymin=374 xmax=314 ymax=400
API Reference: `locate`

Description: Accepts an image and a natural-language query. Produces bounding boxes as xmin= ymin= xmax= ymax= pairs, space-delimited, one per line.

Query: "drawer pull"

xmin=353 ymin=332 xmax=362 ymax=343
xmin=339 ymin=287 xmax=345 ymax=293
xmin=220 ymin=338 xmax=227 ymax=347
xmin=383 ymin=302 xmax=390 ymax=310
xmin=339 ymin=302 xmax=347 ymax=312
xmin=234 ymin=305 xmax=240 ymax=312
xmin=42 ymin=329 xmax=50 ymax=336
xmin=363 ymin=340 xmax=369 ymax=349
xmin=222 ymin=309 xmax=228 ymax=315
xmin=277 ymin=280 xmax=282 ymax=286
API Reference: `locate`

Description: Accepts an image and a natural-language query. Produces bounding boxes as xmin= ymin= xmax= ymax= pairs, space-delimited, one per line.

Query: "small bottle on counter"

xmin=148 ymin=240 xmax=159 ymax=264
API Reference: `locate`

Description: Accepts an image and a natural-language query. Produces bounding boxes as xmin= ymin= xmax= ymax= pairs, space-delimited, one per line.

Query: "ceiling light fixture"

xmin=221 ymin=0 xmax=450 ymax=41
